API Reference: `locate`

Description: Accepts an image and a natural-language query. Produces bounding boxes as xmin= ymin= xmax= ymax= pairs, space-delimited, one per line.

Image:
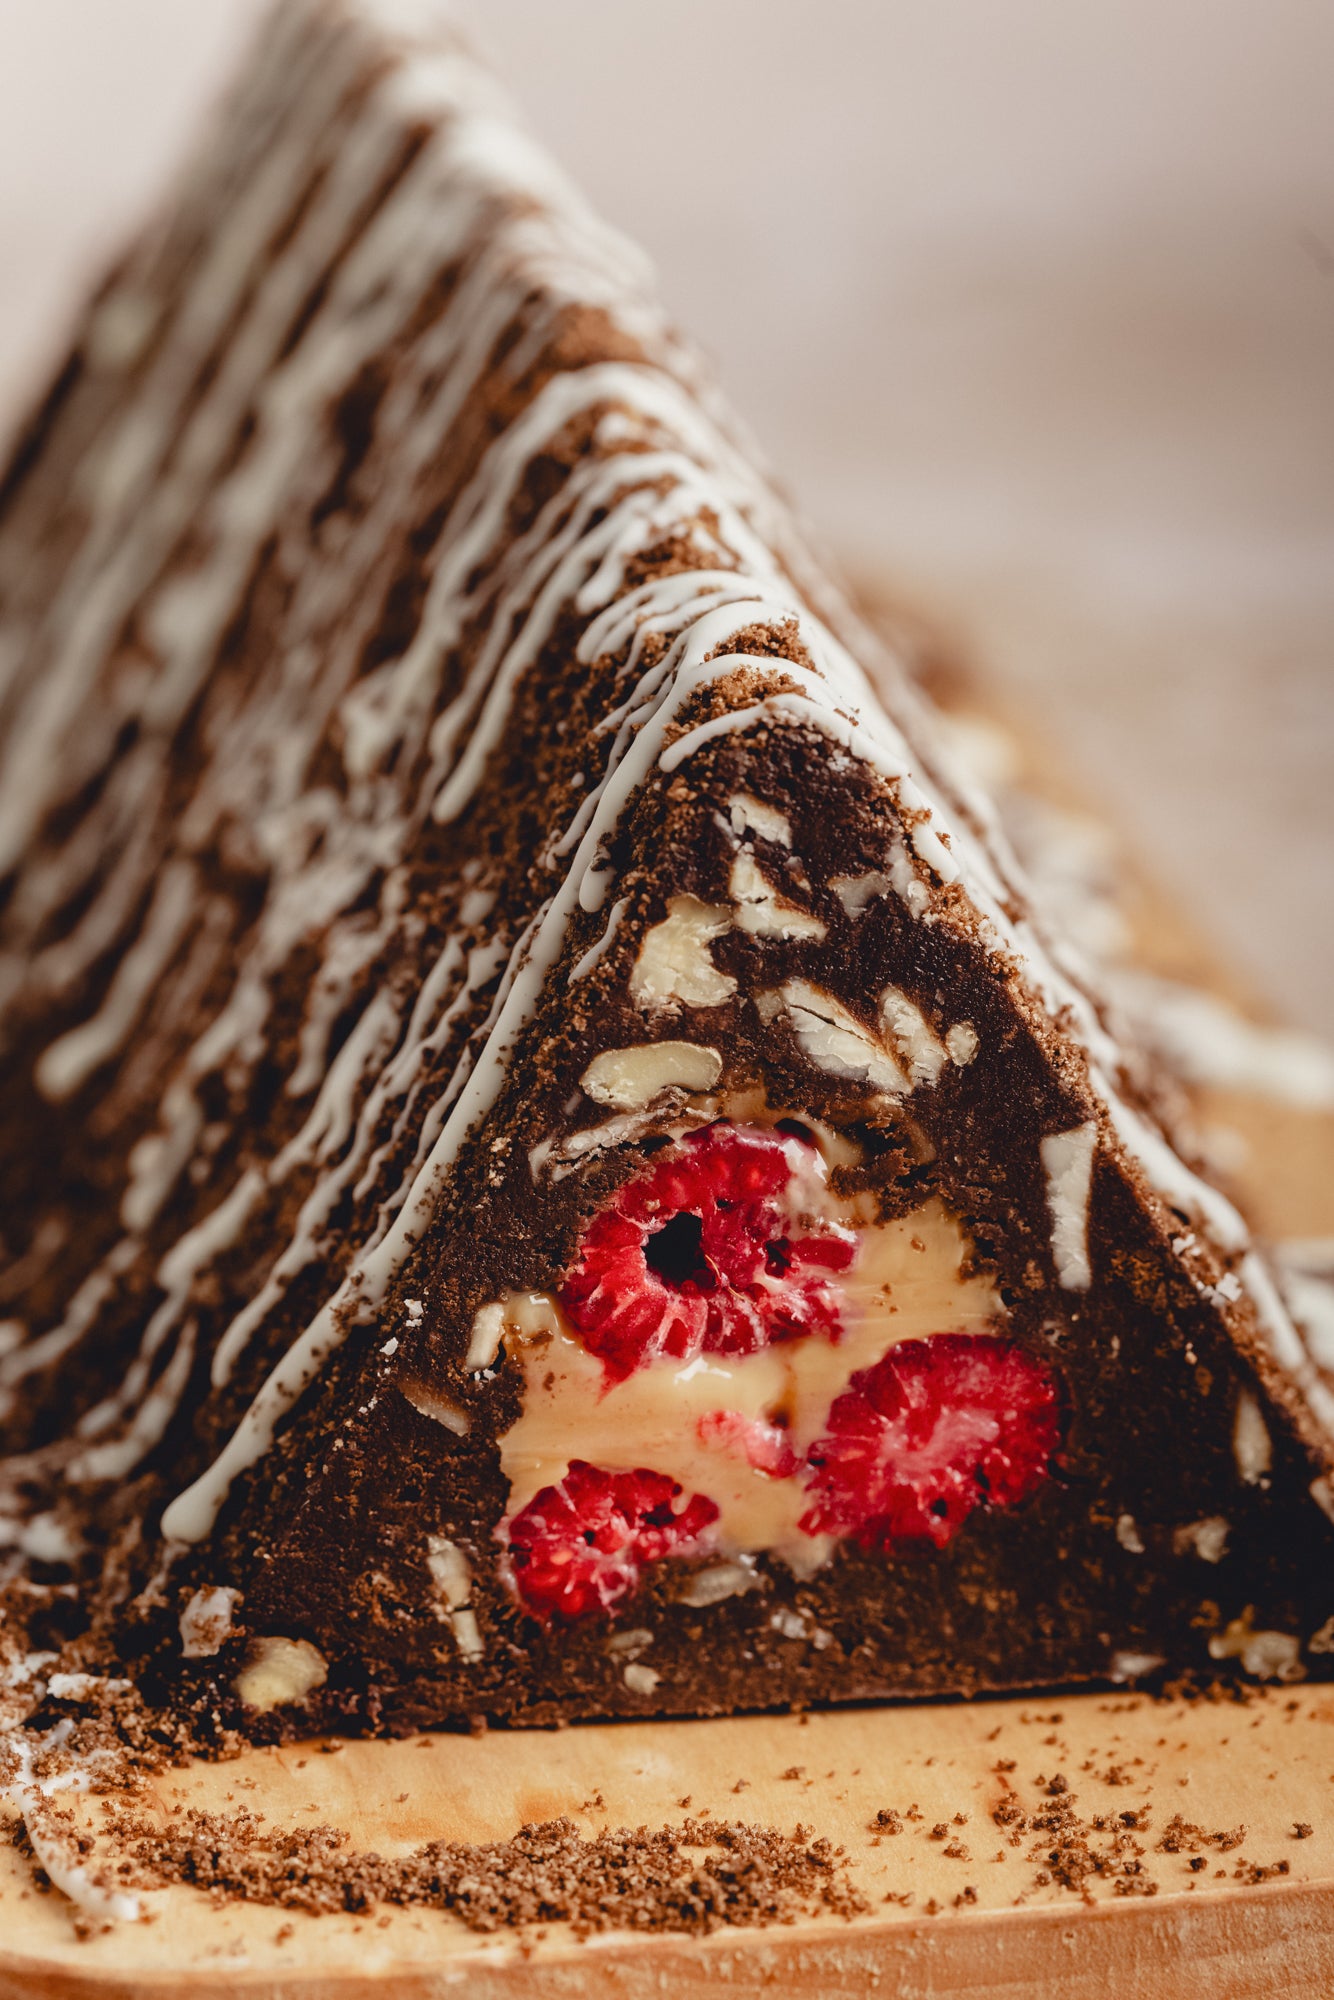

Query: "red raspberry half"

xmin=506 ymin=1460 xmax=719 ymax=1623
xmin=558 ymin=1123 xmax=857 ymax=1381
xmin=800 ymin=1334 xmax=1060 ymax=1550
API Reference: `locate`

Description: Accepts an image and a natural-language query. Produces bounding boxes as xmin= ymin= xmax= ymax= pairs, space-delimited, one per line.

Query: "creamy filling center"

xmin=493 ymin=1193 xmax=1000 ymax=1572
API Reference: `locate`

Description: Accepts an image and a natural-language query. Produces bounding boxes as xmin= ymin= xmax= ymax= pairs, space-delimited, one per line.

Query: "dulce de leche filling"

xmin=494 ymin=1195 xmax=999 ymax=1574
xmin=479 ymin=1122 xmax=1010 ymax=1598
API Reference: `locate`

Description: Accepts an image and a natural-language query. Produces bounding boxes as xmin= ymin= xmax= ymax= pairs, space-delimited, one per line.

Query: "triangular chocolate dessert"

xmin=1 ymin=0 xmax=1332 ymax=1743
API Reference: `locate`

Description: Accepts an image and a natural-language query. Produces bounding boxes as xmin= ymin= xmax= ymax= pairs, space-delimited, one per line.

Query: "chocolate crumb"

xmin=1233 ymin=1858 xmax=1292 ymax=1885
xmin=1157 ymin=1816 xmax=1249 ymax=1856
xmin=100 ymin=1808 xmax=870 ymax=1936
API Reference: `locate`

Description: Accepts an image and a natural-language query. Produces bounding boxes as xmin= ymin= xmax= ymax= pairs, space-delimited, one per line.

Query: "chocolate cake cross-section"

xmin=0 ymin=0 xmax=1331 ymax=1744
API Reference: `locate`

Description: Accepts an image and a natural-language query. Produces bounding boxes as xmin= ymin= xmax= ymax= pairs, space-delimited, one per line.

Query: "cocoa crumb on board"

xmin=100 ymin=1809 xmax=870 ymax=1937
xmin=1234 ymin=1859 xmax=1292 ymax=1885
xmin=1156 ymin=1815 xmax=1246 ymax=1854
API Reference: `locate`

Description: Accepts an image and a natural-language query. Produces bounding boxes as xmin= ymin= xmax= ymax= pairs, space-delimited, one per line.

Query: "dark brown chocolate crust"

xmin=0 ymin=0 xmax=1331 ymax=1760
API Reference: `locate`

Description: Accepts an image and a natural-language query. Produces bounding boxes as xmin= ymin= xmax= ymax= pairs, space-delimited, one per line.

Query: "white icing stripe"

xmin=1282 ymin=1268 xmax=1334 ymax=1373
xmin=1100 ymin=1084 xmax=1249 ymax=1253
xmin=568 ymin=895 xmax=629 ymax=984
xmin=0 ymin=1240 xmax=139 ymax=1397
xmin=66 ymin=1322 xmax=197 ymax=1486
xmin=1112 ymin=970 xmax=1334 ymax=1109
xmin=1240 ymin=1250 xmax=1311 ymax=1380
xmin=1040 ymin=1123 xmax=1098 ymax=1292
xmin=33 ymin=861 xmax=197 ymax=1102
xmin=8 ymin=1751 xmax=143 ymax=1926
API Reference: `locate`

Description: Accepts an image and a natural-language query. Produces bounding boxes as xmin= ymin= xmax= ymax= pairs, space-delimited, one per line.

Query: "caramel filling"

xmin=494 ymin=1193 xmax=999 ymax=1574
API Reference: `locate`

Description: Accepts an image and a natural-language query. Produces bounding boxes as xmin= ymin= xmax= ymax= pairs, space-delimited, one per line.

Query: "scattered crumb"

xmin=1233 ymin=1859 xmax=1291 ymax=1886
xmin=105 ymin=1810 xmax=871 ymax=1936
xmin=1156 ymin=1815 xmax=1245 ymax=1855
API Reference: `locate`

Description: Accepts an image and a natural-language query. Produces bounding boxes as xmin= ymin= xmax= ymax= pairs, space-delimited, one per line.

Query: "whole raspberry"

xmin=800 ymin=1334 xmax=1060 ymax=1549
xmin=507 ymin=1460 xmax=719 ymax=1623
xmin=558 ymin=1123 xmax=857 ymax=1380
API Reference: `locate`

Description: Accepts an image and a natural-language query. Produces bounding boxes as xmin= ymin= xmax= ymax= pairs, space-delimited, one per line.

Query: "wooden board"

xmin=4 ymin=1683 xmax=1334 ymax=1997
xmin=3 ymin=696 xmax=1332 ymax=1998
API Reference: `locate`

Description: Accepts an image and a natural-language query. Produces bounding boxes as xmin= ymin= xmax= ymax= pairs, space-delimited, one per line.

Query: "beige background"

xmin=0 ymin=0 xmax=1330 ymax=1033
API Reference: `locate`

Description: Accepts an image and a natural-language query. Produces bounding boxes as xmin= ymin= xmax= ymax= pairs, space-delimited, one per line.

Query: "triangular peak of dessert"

xmin=0 ymin=0 xmax=1331 ymax=1749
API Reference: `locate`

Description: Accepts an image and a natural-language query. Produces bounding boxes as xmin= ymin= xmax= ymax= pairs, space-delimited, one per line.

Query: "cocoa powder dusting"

xmin=102 ymin=1808 xmax=869 ymax=1937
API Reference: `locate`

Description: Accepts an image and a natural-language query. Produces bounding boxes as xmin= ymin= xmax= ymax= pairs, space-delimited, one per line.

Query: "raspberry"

xmin=800 ymin=1335 xmax=1060 ymax=1550
xmin=696 ymin=1408 xmax=801 ymax=1479
xmin=506 ymin=1460 xmax=719 ymax=1623
xmin=558 ymin=1123 xmax=857 ymax=1380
